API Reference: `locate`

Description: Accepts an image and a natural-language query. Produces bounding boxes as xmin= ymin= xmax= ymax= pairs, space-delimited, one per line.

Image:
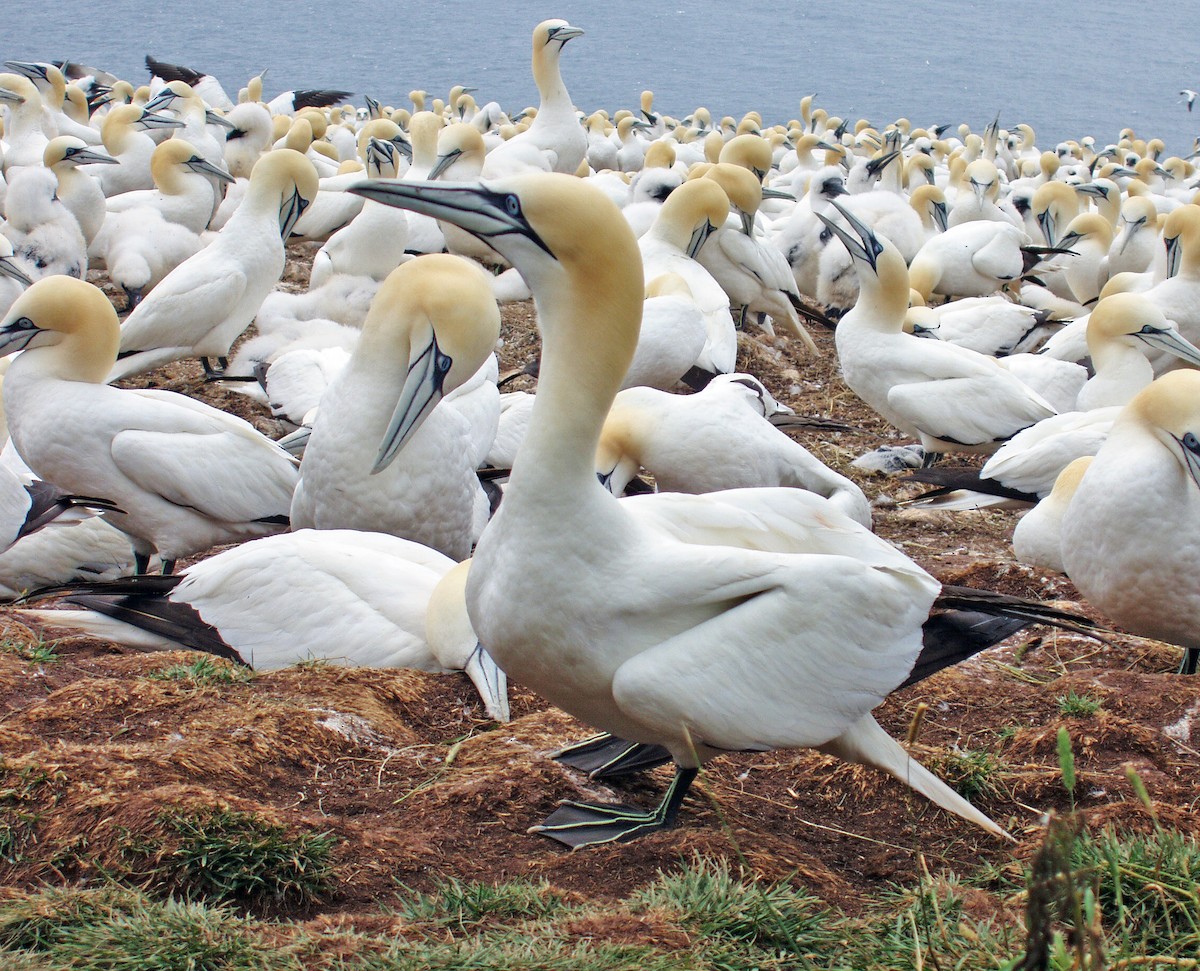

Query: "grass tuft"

xmin=927 ymin=746 xmax=1008 ymax=801
xmin=0 ymin=637 xmax=58 ymax=664
xmin=1056 ymin=689 xmax=1102 ymax=718
xmin=632 ymin=855 xmax=837 ymax=955
xmin=392 ymin=876 xmax=567 ymax=929
xmin=121 ymin=808 xmax=338 ymax=909
xmin=146 ymin=655 xmax=253 ymax=685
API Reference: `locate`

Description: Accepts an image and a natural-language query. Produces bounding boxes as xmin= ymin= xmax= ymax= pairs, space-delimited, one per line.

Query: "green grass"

xmin=0 ymin=637 xmax=58 ymax=664
xmin=145 ymin=655 xmax=253 ymax=685
xmin=120 ymin=808 xmax=338 ymax=909
xmin=1056 ymin=689 xmax=1102 ymax=718
xmin=928 ymin=746 xmax=1009 ymax=800
xmin=0 ymin=760 xmax=65 ymax=865
xmin=0 ymin=830 xmax=1197 ymax=970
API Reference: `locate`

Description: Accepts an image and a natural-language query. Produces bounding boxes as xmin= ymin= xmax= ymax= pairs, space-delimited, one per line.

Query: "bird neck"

xmin=532 ymin=46 xmax=570 ymax=112
xmin=510 ymin=263 xmax=642 ymax=500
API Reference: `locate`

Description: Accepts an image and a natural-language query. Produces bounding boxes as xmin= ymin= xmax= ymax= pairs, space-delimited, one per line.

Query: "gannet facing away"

xmin=110 ymin=149 xmax=318 ymax=379
xmin=352 ymin=172 xmax=1009 ymax=847
xmin=0 ymin=277 xmax=299 ymax=574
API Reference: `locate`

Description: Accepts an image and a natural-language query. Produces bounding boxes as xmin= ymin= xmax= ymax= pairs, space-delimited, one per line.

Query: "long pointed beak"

xmin=278 ymin=187 xmax=309 ymax=238
xmin=548 ymin=24 xmax=585 ymax=43
xmin=4 ymin=61 xmax=48 ymax=82
xmin=187 ymin=156 xmax=235 ymax=183
xmin=0 ymin=257 xmax=33 ymax=287
xmin=348 ymin=179 xmax=553 ymax=256
xmin=1116 ymin=217 xmax=1145 ymax=255
xmin=1136 ymin=325 xmax=1200 ymax=367
xmin=372 ymin=332 xmax=452 ymax=473
xmin=205 ymin=109 xmax=236 ymax=130
xmin=687 ymin=218 xmax=718 ymax=259
xmin=1166 ymin=234 xmax=1182 ymax=278
xmin=142 ymin=90 xmax=179 ymax=113
xmin=816 ymin=211 xmax=868 ymax=266
xmin=0 ymin=318 xmax=42 ymax=356
xmin=1037 ymin=210 xmax=1056 ymax=247
xmin=738 ymin=209 xmax=755 ymax=236
xmin=428 ymin=149 xmax=461 ymax=181
xmin=392 ymin=136 xmax=413 ymax=161
xmin=137 ymin=112 xmax=185 ymax=132
xmin=66 ymin=147 xmax=119 ymax=166
xmin=0 ymin=87 xmax=25 ymax=106
xmin=932 ymin=200 xmax=949 ymax=233
xmin=463 ymin=642 xmax=509 ymax=722
xmin=827 ymin=198 xmax=883 ymax=270
xmin=760 ymin=186 xmax=794 ymax=201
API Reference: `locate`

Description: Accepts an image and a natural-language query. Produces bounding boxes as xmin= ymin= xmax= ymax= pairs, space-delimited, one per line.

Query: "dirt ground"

xmin=0 ymin=242 xmax=1195 ymax=925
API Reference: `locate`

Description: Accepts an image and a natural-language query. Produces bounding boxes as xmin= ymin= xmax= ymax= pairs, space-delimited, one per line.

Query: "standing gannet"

xmin=0 ymin=277 xmax=298 ymax=574
xmin=483 ymin=20 xmax=586 ymax=176
xmin=110 ymin=149 xmax=318 ymax=379
xmin=19 ymin=531 xmax=509 ymax=721
xmin=291 ymin=254 xmax=501 ymax=560
xmin=0 ymin=73 xmax=52 ymax=177
xmin=1060 ymin=370 xmax=1200 ymax=674
xmin=42 ymin=136 xmax=118 ymax=247
xmin=351 ymin=172 xmax=1008 ymax=846
xmin=597 ymin=375 xmax=872 ymax=527
xmin=823 ymin=202 xmax=1056 ymax=458
xmin=3 ymin=61 xmax=104 ymax=145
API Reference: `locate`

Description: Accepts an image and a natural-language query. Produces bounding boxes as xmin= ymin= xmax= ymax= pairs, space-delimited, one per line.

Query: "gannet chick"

xmin=352 ymin=172 xmax=1009 ymax=847
xmin=1061 ymin=370 xmax=1200 ymax=673
xmin=90 ymin=207 xmax=203 ymax=310
xmin=110 ymin=149 xmax=318 ymax=379
xmin=20 ymin=531 xmax=508 ymax=721
xmin=43 ymin=136 xmax=118 ymax=246
xmin=482 ymin=20 xmax=586 ymax=176
xmin=0 ymin=277 xmax=298 ymax=574
xmin=824 ymin=202 xmax=1055 ymax=458
xmin=596 ymin=375 xmax=872 ymax=527
xmin=0 ymin=167 xmax=88 ymax=281
xmin=290 ymin=254 xmax=501 ymax=560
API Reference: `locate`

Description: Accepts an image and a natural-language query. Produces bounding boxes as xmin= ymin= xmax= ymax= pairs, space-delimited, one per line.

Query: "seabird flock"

xmin=0 ymin=20 xmax=1197 ymax=851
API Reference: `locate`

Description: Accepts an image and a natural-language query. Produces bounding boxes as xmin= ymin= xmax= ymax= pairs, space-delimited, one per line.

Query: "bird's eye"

xmin=505 ymin=195 xmax=521 ymax=217
xmin=1139 ymin=325 xmax=1160 ymax=335
xmin=819 ymin=227 xmax=833 ymax=243
xmin=436 ymin=350 xmax=453 ymax=374
xmin=11 ymin=317 xmax=35 ymax=331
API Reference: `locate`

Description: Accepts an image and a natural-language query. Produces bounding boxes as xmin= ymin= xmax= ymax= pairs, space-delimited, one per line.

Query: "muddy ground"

xmin=0 ymin=242 xmax=1194 ymax=928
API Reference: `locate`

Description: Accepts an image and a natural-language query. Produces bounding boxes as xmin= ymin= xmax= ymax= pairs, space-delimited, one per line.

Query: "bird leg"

xmin=160 ymin=558 xmax=176 ymax=576
xmin=133 ymin=551 xmax=151 ymax=575
xmin=531 ymin=765 xmax=697 ymax=848
xmin=551 ymin=732 xmax=673 ymax=779
xmin=1180 ymin=647 xmax=1199 ymax=676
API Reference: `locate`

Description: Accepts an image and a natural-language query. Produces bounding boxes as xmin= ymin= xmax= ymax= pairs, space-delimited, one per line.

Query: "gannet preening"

xmin=290 ymin=254 xmax=501 ymax=560
xmin=352 ymin=172 xmax=1011 ymax=847
xmin=1061 ymin=370 xmax=1200 ymax=674
xmin=823 ymin=201 xmax=1056 ymax=459
xmin=0 ymin=277 xmax=299 ymax=574
xmin=482 ymin=20 xmax=587 ymax=176
xmin=596 ymin=375 xmax=872 ymax=527
xmin=19 ymin=531 xmax=509 ymax=721
xmin=110 ymin=149 xmax=318 ymax=379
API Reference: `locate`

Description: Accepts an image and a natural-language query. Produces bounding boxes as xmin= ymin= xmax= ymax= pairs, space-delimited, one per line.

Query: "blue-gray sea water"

xmin=12 ymin=0 xmax=1198 ymax=155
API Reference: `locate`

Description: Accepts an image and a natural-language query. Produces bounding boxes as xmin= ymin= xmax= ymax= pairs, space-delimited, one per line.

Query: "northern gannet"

xmin=105 ymin=137 xmax=234 ymax=234
xmin=596 ymin=375 xmax=871 ymax=527
xmin=110 ymin=149 xmax=318 ymax=379
xmin=89 ymin=104 xmax=185 ymax=196
xmin=290 ymin=254 xmax=501 ymax=560
xmin=20 ymin=531 xmax=508 ymax=721
xmin=482 ymin=20 xmax=586 ymax=176
xmin=42 ymin=135 xmax=117 ymax=246
xmin=1060 ymin=370 xmax=1200 ymax=674
xmin=824 ymin=202 xmax=1055 ymax=458
xmin=0 ymin=277 xmax=298 ymax=574
xmin=1011 ymin=456 xmax=1092 ymax=573
xmin=352 ymin=172 xmax=1008 ymax=847
xmin=0 ymin=166 xmax=88 ymax=281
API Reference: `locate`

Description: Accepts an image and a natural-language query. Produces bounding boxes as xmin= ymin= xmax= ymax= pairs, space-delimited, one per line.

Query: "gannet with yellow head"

xmin=0 ymin=276 xmax=298 ymax=574
xmin=350 ymin=171 xmax=1010 ymax=847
